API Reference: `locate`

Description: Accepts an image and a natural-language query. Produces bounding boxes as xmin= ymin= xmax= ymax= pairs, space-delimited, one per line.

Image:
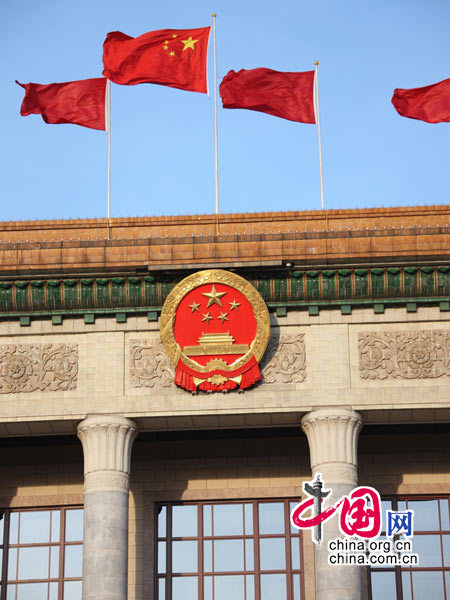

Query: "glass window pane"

xmin=204 ymin=540 xmax=212 ymax=572
xmin=258 ymin=503 xmax=285 ymax=535
xmin=245 ymin=539 xmax=254 ymax=571
xmin=290 ymin=502 xmax=298 ymax=534
xmin=49 ymin=582 xmax=58 ymax=600
xmin=9 ymin=513 xmax=18 ymax=544
xmin=204 ymin=576 xmax=212 ymax=600
xmin=213 ymin=504 xmax=243 ymax=536
xmin=0 ymin=512 xmax=4 ymax=542
xmin=64 ymin=545 xmax=83 ymax=578
xmin=446 ymin=573 xmax=450 ymax=600
xmin=441 ymin=499 xmax=450 ymax=530
xmin=214 ymin=575 xmax=245 ymax=600
xmin=443 ymin=534 xmax=450 ymax=567
xmin=401 ymin=571 xmax=412 ymax=600
xmin=63 ymin=580 xmax=82 ymax=600
xmin=18 ymin=546 xmax=49 ymax=580
xmin=244 ymin=504 xmax=253 ymax=535
xmin=259 ymin=538 xmax=286 ymax=571
xmin=370 ymin=571 xmax=397 ymax=600
xmin=172 ymin=506 xmax=197 ymax=538
xmin=51 ymin=511 xmax=60 ymax=543
xmin=203 ymin=505 xmax=212 ymax=537
xmin=408 ymin=500 xmax=439 ymax=531
xmin=6 ymin=585 xmax=16 ymax=600
xmin=412 ymin=534 xmax=442 ymax=567
xmin=246 ymin=575 xmax=255 ymax=600
xmin=50 ymin=546 xmax=59 ymax=579
xmin=158 ymin=506 xmax=167 ymax=538
xmin=65 ymin=510 xmax=83 ymax=542
xmin=158 ymin=541 xmax=166 ymax=573
xmin=19 ymin=511 xmax=50 ymax=544
xmin=172 ymin=540 xmax=197 ymax=573
xmin=158 ymin=578 xmax=165 ymax=600
xmin=214 ymin=540 xmax=244 ymax=572
xmin=7 ymin=548 xmax=17 ymax=580
xmin=293 ymin=573 xmax=301 ymax=600
xmin=291 ymin=538 xmax=300 ymax=570
xmin=172 ymin=576 xmax=197 ymax=600
xmin=16 ymin=582 xmax=48 ymax=599
xmin=260 ymin=573 xmax=286 ymax=600
xmin=411 ymin=571 xmax=444 ymax=598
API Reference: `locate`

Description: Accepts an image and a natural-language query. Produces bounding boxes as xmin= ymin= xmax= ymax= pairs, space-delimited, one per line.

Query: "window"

xmin=0 ymin=507 xmax=83 ymax=600
xmin=156 ymin=499 xmax=303 ymax=600
xmin=369 ymin=496 xmax=450 ymax=599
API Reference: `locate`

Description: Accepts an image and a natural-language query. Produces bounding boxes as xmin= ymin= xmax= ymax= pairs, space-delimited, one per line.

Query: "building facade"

xmin=0 ymin=205 xmax=449 ymax=600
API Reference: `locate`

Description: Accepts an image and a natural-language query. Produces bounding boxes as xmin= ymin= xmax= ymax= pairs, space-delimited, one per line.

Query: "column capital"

xmin=77 ymin=415 xmax=138 ymax=493
xmin=301 ymin=406 xmax=363 ymax=485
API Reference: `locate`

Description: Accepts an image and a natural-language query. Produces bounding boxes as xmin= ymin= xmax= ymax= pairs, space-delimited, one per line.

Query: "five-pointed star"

xmin=189 ymin=301 xmax=200 ymax=312
xmin=163 ymin=44 xmax=169 ymax=50
xmin=169 ymin=51 xmax=175 ymax=57
xmin=181 ymin=36 xmax=199 ymax=51
xmin=201 ymin=312 xmax=213 ymax=323
xmin=202 ymin=285 xmax=226 ymax=308
xmin=172 ymin=33 xmax=177 ymax=38
xmin=229 ymin=299 xmax=240 ymax=311
xmin=217 ymin=312 xmax=229 ymax=324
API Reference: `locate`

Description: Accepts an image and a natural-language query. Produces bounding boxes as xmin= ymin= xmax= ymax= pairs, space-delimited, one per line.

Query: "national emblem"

xmin=160 ymin=270 xmax=270 ymax=392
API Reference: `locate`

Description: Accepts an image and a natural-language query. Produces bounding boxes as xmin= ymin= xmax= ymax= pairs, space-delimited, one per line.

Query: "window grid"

xmin=0 ymin=507 xmax=83 ymax=600
xmin=156 ymin=499 xmax=304 ymax=600
xmin=369 ymin=496 xmax=450 ymax=600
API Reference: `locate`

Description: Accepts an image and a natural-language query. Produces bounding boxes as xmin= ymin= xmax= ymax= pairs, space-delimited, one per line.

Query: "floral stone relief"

xmin=0 ymin=343 xmax=78 ymax=393
xmin=358 ymin=330 xmax=450 ymax=380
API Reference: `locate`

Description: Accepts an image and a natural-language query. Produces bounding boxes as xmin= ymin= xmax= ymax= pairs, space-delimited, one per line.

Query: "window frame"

xmin=368 ymin=495 xmax=450 ymax=600
xmin=0 ymin=505 xmax=83 ymax=600
xmin=155 ymin=498 xmax=304 ymax=600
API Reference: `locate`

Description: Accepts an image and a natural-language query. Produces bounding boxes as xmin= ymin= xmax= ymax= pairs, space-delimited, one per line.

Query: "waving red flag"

xmin=392 ymin=78 xmax=450 ymax=123
xmin=102 ymin=27 xmax=210 ymax=93
xmin=16 ymin=78 xmax=107 ymax=130
xmin=219 ymin=68 xmax=316 ymax=123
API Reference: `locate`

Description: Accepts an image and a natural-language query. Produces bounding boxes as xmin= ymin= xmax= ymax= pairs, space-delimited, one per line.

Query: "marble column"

xmin=77 ymin=415 xmax=138 ymax=600
xmin=301 ymin=407 xmax=363 ymax=600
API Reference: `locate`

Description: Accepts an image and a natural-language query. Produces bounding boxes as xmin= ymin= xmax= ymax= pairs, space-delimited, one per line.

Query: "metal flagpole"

xmin=106 ymin=79 xmax=112 ymax=220
xmin=314 ymin=61 xmax=325 ymax=210
xmin=212 ymin=13 xmax=220 ymax=234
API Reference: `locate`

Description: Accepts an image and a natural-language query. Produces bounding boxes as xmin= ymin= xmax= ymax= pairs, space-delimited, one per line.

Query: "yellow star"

xmin=172 ymin=33 xmax=177 ymax=38
xmin=229 ymin=299 xmax=240 ymax=311
xmin=201 ymin=312 xmax=213 ymax=323
xmin=181 ymin=36 xmax=199 ymax=51
xmin=217 ymin=312 xmax=229 ymax=324
xmin=163 ymin=40 xmax=169 ymax=44
xmin=169 ymin=51 xmax=175 ymax=57
xmin=163 ymin=45 xmax=169 ymax=50
xmin=189 ymin=301 xmax=200 ymax=312
xmin=202 ymin=285 xmax=226 ymax=308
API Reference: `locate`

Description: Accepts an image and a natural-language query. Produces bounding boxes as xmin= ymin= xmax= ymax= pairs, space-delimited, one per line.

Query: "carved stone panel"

xmin=358 ymin=330 xmax=450 ymax=380
xmin=262 ymin=333 xmax=306 ymax=384
xmin=0 ymin=343 xmax=78 ymax=393
xmin=130 ymin=339 xmax=174 ymax=388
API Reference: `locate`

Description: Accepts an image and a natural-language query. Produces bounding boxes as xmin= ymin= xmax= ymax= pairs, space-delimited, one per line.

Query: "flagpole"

xmin=106 ymin=79 xmax=112 ymax=221
xmin=212 ymin=13 xmax=220 ymax=234
xmin=314 ymin=61 xmax=325 ymax=210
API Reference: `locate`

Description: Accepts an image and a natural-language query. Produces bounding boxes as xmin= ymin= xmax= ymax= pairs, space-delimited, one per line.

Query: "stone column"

xmin=77 ymin=415 xmax=138 ymax=600
xmin=301 ymin=407 xmax=363 ymax=600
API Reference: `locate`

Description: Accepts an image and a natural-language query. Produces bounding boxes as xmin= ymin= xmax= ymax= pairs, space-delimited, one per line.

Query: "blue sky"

xmin=1 ymin=0 xmax=449 ymax=221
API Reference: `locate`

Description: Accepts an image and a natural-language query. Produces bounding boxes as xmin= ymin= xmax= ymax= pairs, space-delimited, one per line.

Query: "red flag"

xmin=102 ymin=27 xmax=210 ymax=93
xmin=16 ymin=78 xmax=107 ymax=130
xmin=219 ymin=68 xmax=316 ymax=123
xmin=391 ymin=78 xmax=450 ymax=123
